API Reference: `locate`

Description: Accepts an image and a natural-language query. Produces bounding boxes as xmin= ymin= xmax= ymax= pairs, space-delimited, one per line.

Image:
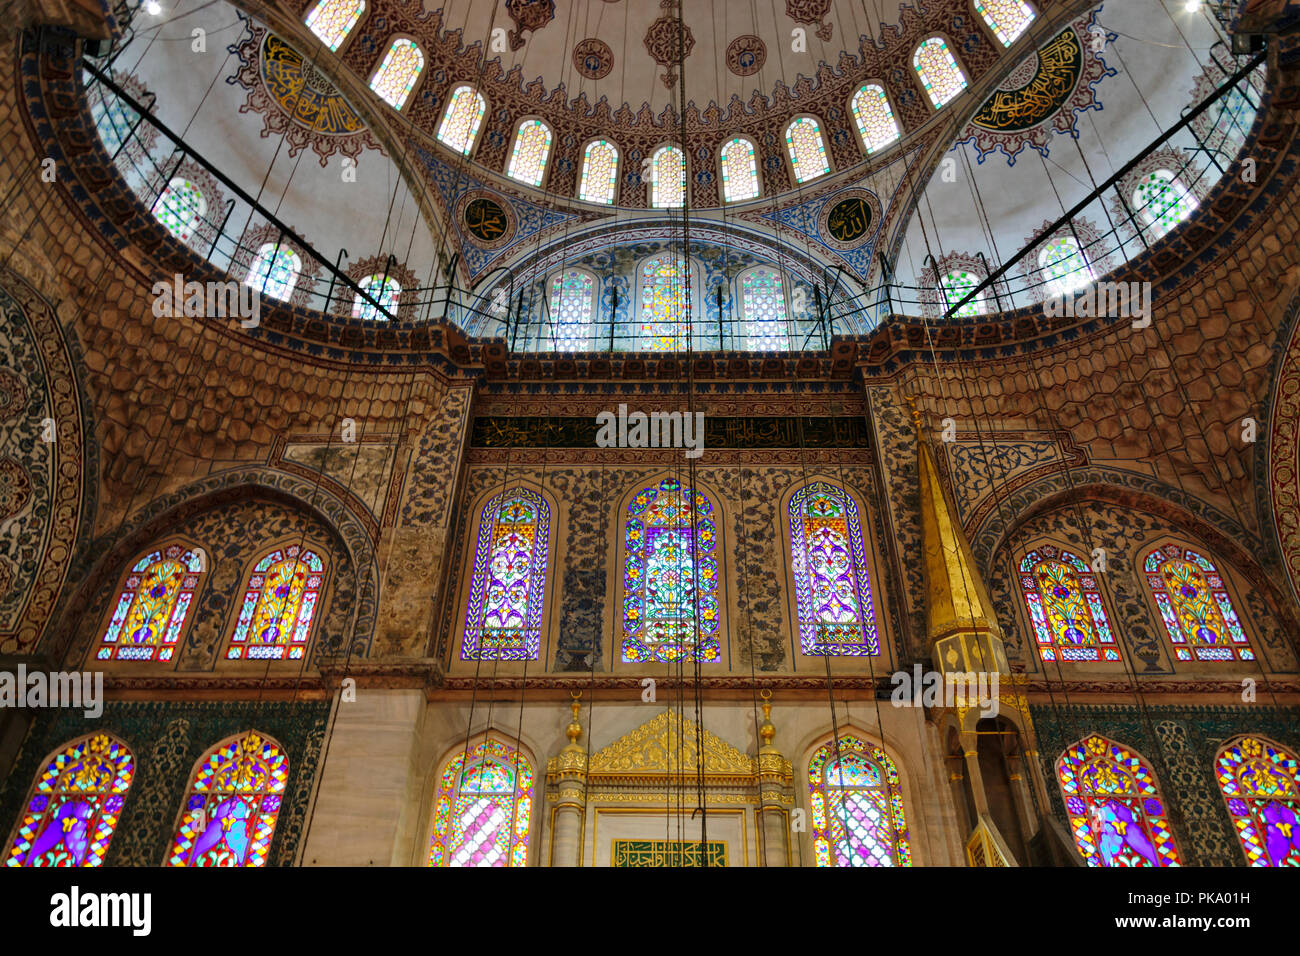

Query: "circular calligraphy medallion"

xmin=971 ymin=28 xmax=1085 ymax=134
xmin=459 ymin=193 xmax=515 ymax=248
xmin=573 ymin=38 xmax=614 ymax=79
xmin=726 ymin=35 xmax=766 ymax=77
xmin=821 ymin=193 xmax=877 ymax=247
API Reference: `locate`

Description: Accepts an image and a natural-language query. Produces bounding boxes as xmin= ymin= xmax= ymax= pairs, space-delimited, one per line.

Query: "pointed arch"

xmin=913 ymin=37 xmax=968 ymax=109
xmin=1215 ymin=736 xmax=1300 ymax=866
xmin=806 ymin=734 xmax=912 ymax=866
xmin=428 ymin=736 xmax=534 ymax=866
xmin=166 ymin=731 xmax=289 ymax=867
xmin=226 ymin=543 xmax=328 ymax=660
xmin=4 ymin=734 xmax=134 ymax=867
xmin=506 ymin=118 xmax=553 ymax=187
xmin=1056 ymin=734 xmax=1181 ymax=866
xmin=719 ymin=136 xmax=760 ymax=202
xmin=369 ymin=38 xmax=425 ymax=111
xmin=304 ymin=0 xmax=365 ymax=51
xmin=96 ymin=541 xmax=205 ymax=662
xmin=1018 ymin=544 xmax=1118 ymax=662
xmin=784 ymin=116 xmax=830 ymax=183
xmin=850 ymin=84 xmax=900 ymax=154
xmin=1142 ymin=543 xmax=1253 ymax=662
xmin=578 ymin=138 xmax=619 ymax=204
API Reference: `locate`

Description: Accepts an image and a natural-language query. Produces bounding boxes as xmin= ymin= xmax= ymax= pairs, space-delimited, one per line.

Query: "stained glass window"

xmin=1216 ymin=737 xmax=1300 ymax=867
xmin=650 ymin=145 xmax=685 ymax=208
xmin=720 ymin=137 xmax=760 ymax=202
xmin=90 ymin=90 xmax=138 ymax=156
xmin=1038 ymin=235 xmax=1093 ymax=296
xmin=1133 ymin=170 xmax=1197 ymax=239
xmin=851 ymin=84 xmax=900 ymax=154
xmin=370 ymin=38 xmax=425 ymax=111
xmin=98 ymin=544 xmax=204 ymax=662
xmin=638 ymin=254 xmax=689 ymax=351
xmin=506 ymin=119 xmax=552 ymax=187
xmin=152 ymin=178 xmax=206 ymax=243
xmin=5 ymin=735 xmax=134 ymax=867
xmin=227 ymin=546 xmax=325 ymax=661
xmin=245 ymin=242 xmax=303 ymax=301
xmin=808 ymin=736 xmax=911 ymax=867
xmin=1144 ymin=545 xmax=1253 ymax=661
xmin=939 ymin=269 xmax=985 ymax=317
xmin=546 ymin=268 xmax=596 ymax=351
xmin=1019 ymin=546 xmax=1118 ymax=662
xmin=462 ymin=489 xmax=549 ymax=661
xmin=352 ymin=273 xmax=401 ymax=320
xmin=304 ymin=0 xmax=364 ymax=51
xmin=579 ymin=139 xmax=619 ymax=204
xmin=740 ymin=267 xmax=790 ymax=350
xmin=913 ymin=37 xmax=967 ymax=108
xmin=1057 ymin=735 xmax=1181 ymax=867
xmin=435 ymin=83 xmax=485 ymax=152
xmin=622 ymin=477 xmax=720 ymax=663
xmin=785 ymin=117 xmax=830 ymax=183
xmin=429 ymin=739 xmax=532 ymax=867
xmin=166 ymin=732 xmax=289 ymax=867
xmin=789 ymin=481 xmax=879 ymax=656
xmin=975 ymin=0 xmax=1035 ymax=47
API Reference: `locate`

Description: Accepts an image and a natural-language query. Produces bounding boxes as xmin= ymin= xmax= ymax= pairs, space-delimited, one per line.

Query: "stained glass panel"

xmin=5 ymin=735 xmax=134 ymax=867
xmin=913 ymin=37 xmax=967 ymax=108
xmin=1216 ymin=737 xmax=1300 ymax=866
xmin=740 ymin=267 xmax=790 ymax=350
xmin=462 ymin=489 xmax=549 ymax=661
xmin=1133 ymin=170 xmax=1197 ymax=239
xmin=429 ymin=739 xmax=532 ymax=867
xmin=1057 ymin=735 xmax=1182 ymax=866
xmin=1038 ymin=235 xmax=1093 ymax=296
xmin=650 ymin=145 xmax=685 ymax=208
xmin=228 ymin=546 xmax=325 ymax=661
xmin=98 ymin=544 xmax=204 ymax=662
xmin=579 ymin=139 xmax=618 ymax=204
xmin=639 ymin=254 xmax=688 ymax=351
xmin=507 ymin=119 xmax=552 ymax=187
xmin=789 ymin=481 xmax=879 ymax=655
xmin=152 ymin=178 xmax=206 ymax=242
xmin=622 ymin=477 xmax=719 ymax=663
xmin=720 ymin=137 xmax=760 ymax=202
xmin=939 ymin=269 xmax=984 ymax=317
xmin=975 ymin=0 xmax=1035 ymax=47
xmin=808 ymin=737 xmax=911 ymax=867
xmin=90 ymin=91 xmax=139 ymax=156
xmin=851 ymin=84 xmax=900 ymax=154
xmin=245 ymin=242 xmax=302 ymax=301
xmin=1144 ymin=545 xmax=1253 ymax=661
xmin=370 ymin=38 xmax=425 ymax=111
xmin=1019 ymin=546 xmax=1118 ymax=662
xmin=546 ymin=269 xmax=595 ymax=351
xmin=166 ymin=732 xmax=289 ymax=867
xmin=352 ymin=273 xmax=401 ymax=320
xmin=785 ymin=117 xmax=830 ymax=183
xmin=304 ymin=0 xmax=364 ymax=52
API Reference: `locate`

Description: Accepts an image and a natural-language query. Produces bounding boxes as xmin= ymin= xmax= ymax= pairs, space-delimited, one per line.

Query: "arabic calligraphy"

xmin=470 ymin=416 xmax=870 ymax=449
xmin=826 ymin=196 xmax=873 ymax=243
xmin=464 ymin=197 xmax=509 ymax=243
xmin=972 ymin=29 xmax=1084 ymax=133
xmin=259 ymin=34 xmax=365 ymax=136
xmin=611 ymin=839 xmax=727 ymax=867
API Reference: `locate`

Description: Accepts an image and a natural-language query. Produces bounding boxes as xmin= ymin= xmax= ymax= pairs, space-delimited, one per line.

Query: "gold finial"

xmin=902 ymin=392 xmax=925 ymax=435
xmin=758 ymin=689 xmax=776 ymax=750
xmin=564 ymin=691 xmax=583 ymax=750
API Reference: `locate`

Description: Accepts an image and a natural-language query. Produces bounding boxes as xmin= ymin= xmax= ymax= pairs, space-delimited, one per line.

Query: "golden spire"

xmin=906 ymin=394 xmax=1002 ymax=643
xmin=758 ymin=689 xmax=777 ymax=754
xmin=563 ymin=691 xmax=584 ymax=753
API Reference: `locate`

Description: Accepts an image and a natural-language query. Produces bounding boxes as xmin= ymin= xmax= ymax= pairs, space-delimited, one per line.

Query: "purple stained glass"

xmin=789 ymin=481 xmax=878 ymax=656
xmin=462 ymin=489 xmax=549 ymax=660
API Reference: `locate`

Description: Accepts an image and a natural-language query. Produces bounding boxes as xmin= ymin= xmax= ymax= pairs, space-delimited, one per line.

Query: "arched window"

xmin=719 ymin=136 xmax=760 ymax=203
xmin=1019 ymin=545 xmax=1118 ymax=662
xmin=352 ymin=273 xmax=401 ymax=320
xmin=1056 ymin=734 xmax=1181 ymax=867
xmin=1038 ymin=235 xmax=1093 ymax=296
xmin=1133 ymin=170 xmax=1198 ymax=239
xmin=1216 ymin=737 xmax=1300 ymax=867
xmin=98 ymin=544 xmax=204 ymax=661
xmin=649 ymin=145 xmax=685 ymax=208
xmin=90 ymin=90 xmax=137 ymax=156
xmin=740 ymin=266 xmax=790 ymax=350
xmin=785 ymin=117 xmax=830 ymax=183
xmin=638 ymin=254 xmax=689 ymax=351
xmin=5 ymin=734 xmax=134 ymax=867
xmin=429 ymin=739 xmax=532 ymax=867
xmin=913 ymin=37 xmax=968 ymax=108
xmin=245 ymin=242 xmax=303 ymax=301
xmin=506 ymin=119 xmax=552 ymax=187
xmin=622 ymin=477 xmax=720 ymax=663
xmin=807 ymin=736 xmax=912 ymax=867
xmin=850 ymin=84 xmax=900 ymax=154
xmin=975 ymin=0 xmax=1035 ymax=47
xmin=227 ymin=545 xmax=326 ymax=661
xmin=152 ymin=177 xmax=206 ymax=242
xmin=1144 ymin=544 xmax=1253 ymax=661
xmin=462 ymin=489 xmax=550 ymax=661
xmin=546 ymin=268 xmax=596 ymax=351
xmin=370 ymin=38 xmax=424 ymax=111
xmin=789 ymin=481 xmax=879 ymax=656
xmin=435 ymin=83 xmax=485 ymax=153
xmin=578 ymin=139 xmax=619 ymax=204
xmin=939 ymin=268 xmax=985 ymax=317
xmin=166 ymin=732 xmax=289 ymax=867
xmin=304 ymin=0 xmax=364 ymax=51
